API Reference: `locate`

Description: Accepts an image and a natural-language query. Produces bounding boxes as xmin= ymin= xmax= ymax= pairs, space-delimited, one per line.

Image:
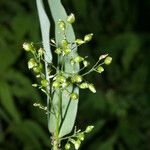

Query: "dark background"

xmin=0 ymin=0 xmax=150 ymax=150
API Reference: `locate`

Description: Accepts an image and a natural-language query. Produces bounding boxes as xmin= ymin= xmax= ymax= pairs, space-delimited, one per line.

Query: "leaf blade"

xmin=48 ymin=0 xmax=79 ymax=137
xmin=0 ymin=82 xmax=21 ymax=122
xmin=36 ymin=0 xmax=52 ymax=63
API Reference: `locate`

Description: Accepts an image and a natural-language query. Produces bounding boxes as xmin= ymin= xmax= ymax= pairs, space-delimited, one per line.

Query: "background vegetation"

xmin=0 ymin=0 xmax=150 ymax=149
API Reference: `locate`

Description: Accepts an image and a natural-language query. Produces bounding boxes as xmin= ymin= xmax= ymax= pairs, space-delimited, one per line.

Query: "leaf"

xmin=122 ymin=33 xmax=140 ymax=71
xmin=36 ymin=0 xmax=52 ymax=133
xmin=11 ymin=121 xmax=42 ymax=150
xmin=48 ymin=0 xmax=79 ymax=137
xmin=5 ymin=69 xmax=40 ymax=99
xmin=98 ymin=134 xmax=117 ymax=150
xmin=0 ymin=81 xmax=21 ymax=122
xmin=24 ymin=120 xmax=50 ymax=147
xmin=0 ymin=44 xmax=18 ymax=73
xmin=72 ymin=0 xmax=87 ymax=17
xmin=0 ymin=107 xmax=10 ymax=123
xmin=36 ymin=0 xmax=52 ymax=63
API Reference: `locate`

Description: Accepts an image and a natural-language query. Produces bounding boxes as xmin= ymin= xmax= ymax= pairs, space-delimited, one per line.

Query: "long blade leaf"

xmin=48 ymin=0 xmax=79 ymax=138
xmin=36 ymin=0 xmax=52 ymax=63
xmin=36 ymin=0 xmax=52 ymax=129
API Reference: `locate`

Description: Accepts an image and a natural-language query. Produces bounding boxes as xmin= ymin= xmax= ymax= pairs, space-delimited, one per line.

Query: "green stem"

xmin=82 ymin=61 xmax=104 ymax=76
xmin=53 ymin=138 xmax=59 ymax=150
xmin=52 ymin=90 xmax=62 ymax=150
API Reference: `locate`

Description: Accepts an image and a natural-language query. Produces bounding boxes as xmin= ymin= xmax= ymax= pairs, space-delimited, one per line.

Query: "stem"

xmin=82 ymin=61 xmax=104 ymax=76
xmin=53 ymin=138 xmax=59 ymax=150
xmin=52 ymin=90 xmax=62 ymax=150
xmin=60 ymin=130 xmax=83 ymax=142
xmin=82 ymin=68 xmax=94 ymax=76
xmin=56 ymin=90 xmax=61 ymax=137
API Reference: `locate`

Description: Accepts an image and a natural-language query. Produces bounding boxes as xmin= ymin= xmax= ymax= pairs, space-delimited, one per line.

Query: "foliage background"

xmin=0 ymin=0 xmax=150 ymax=150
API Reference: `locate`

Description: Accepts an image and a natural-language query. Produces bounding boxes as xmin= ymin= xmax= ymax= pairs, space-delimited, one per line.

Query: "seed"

xmin=52 ymin=81 xmax=60 ymax=88
xmin=79 ymin=82 xmax=89 ymax=89
xmin=58 ymin=20 xmax=66 ymax=31
xmin=85 ymin=125 xmax=94 ymax=133
xmin=104 ymin=56 xmax=112 ymax=65
xmin=61 ymin=39 xmax=68 ymax=47
xmin=74 ymin=56 xmax=84 ymax=63
xmin=67 ymin=13 xmax=75 ymax=24
xmin=55 ymin=48 xmax=61 ymax=55
xmin=41 ymin=79 xmax=49 ymax=87
xmin=71 ymin=92 xmax=78 ymax=100
xmin=65 ymin=143 xmax=71 ymax=149
xmin=88 ymin=84 xmax=96 ymax=93
xmin=28 ymin=58 xmax=37 ymax=69
xmin=64 ymin=48 xmax=71 ymax=55
xmin=97 ymin=66 xmax=104 ymax=73
xmin=84 ymin=33 xmax=93 ymax=42
xmin=75 ymin=39 xmax=85 ymax=45
xmin=23 ymin=42 xmax=33 ymax=51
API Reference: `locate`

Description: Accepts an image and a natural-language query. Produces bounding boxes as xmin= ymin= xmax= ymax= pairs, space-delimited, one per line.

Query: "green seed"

xmin=79 ymin=82 xmax=89 ymax=89
xmin=74 ymin=56 xmax=84 ymax=63
xmin=84 ymin=33 xmax=93 ymax=42
xmin=65 ymin=143 xmax=71 ymax=149
xmin=85 ymin=125 xmax=94 ymax=133
xmin=38 ymin=48 xmax=44 ymax=56
xmin=67 ymin=13 xmax=75 ymax=24
xmin=70 ymin=59 xmax=74 ymax=66
xmin=97 ymin=66 xmax=104 ymax=73
xmin=104 ymin=56 xmax=112 ymax=65
xmin=72 ymin=75 xmax=83 ymax=83
xmin=78 ymin=133 xmax=84 ymax=141
xmin=23 ymin=42 xmax=33 ymax=51
xmin=56 ymin=75 xmax=66 ymax=83
xmin=32 ymin=84 xmax=38 ymax=87
xmin=28 ymin=58 xmax=37 ymax=69
xmin=61 ymin=82 xmax=69 ymax=88
xmin=88 ymin=84 xmax=96 ymax=93
xmin=52 ymin=81 xmax=60 ymax=88
xmin=83 ymin=60 xmax=89 ymax=67
xmin=71 ymin=92 xmax=78 ymax=100
xmin=75 ymin=39 xmax=85 ymax=45
xmin=58 ymin=20 xmax=66 ymax=31
xmin=74 ymin=140 xmax=81 ymax=150
xmin=64 ymin=48 xmax=71 ymax=55
xmin=55 ymin=48 xmax=62 ymax=55
xmin=61 ymin=39 xmax=68 ymax=47
xmin=33 ymin=64 xmax=43 ymax=73
xmin=41 ymin=79 xmax=49 ymax=87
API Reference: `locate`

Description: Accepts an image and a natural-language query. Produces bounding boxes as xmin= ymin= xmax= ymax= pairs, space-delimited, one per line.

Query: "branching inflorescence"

xmin=23 ymin=13 xmax=112 ymax=150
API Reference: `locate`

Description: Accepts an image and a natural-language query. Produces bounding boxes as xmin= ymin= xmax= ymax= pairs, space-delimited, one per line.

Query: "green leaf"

xmin=48 ymin=0 xmax=79 ymax=137
xmin=36 ymin=0 xmax=52 ymax=63
xmin=98 ymin=134 xmax=117 ymax=150
xmin=11 ymin=121 xmax=42 ymax=150
xmin=122 ymin=33 xmax=140 ymax=71
xmin=0 ymin=82 xmax=21 ymax=122
xmin=5 ymin=69 xmax=40 ymax=99
xmin=0 ymin=107 xmax=10 ymax=123
xmin=72 ymin=0 xmax=87 ymax=17
xmin=36 ymin=0 xmax=52 ymax=134
xmin=0 ymin=45 xmax=18 ymax=73
xmin=24 ymin=120 xmax=50 ymax=147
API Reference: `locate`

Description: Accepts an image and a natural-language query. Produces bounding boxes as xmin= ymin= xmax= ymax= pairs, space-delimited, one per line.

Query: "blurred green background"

xmin=0 ymin=0 xmax=150 ymax=149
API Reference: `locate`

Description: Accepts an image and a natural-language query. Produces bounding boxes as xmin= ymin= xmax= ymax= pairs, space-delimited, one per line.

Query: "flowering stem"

xmin=82 ymin=61 xmax=104 ymax=76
